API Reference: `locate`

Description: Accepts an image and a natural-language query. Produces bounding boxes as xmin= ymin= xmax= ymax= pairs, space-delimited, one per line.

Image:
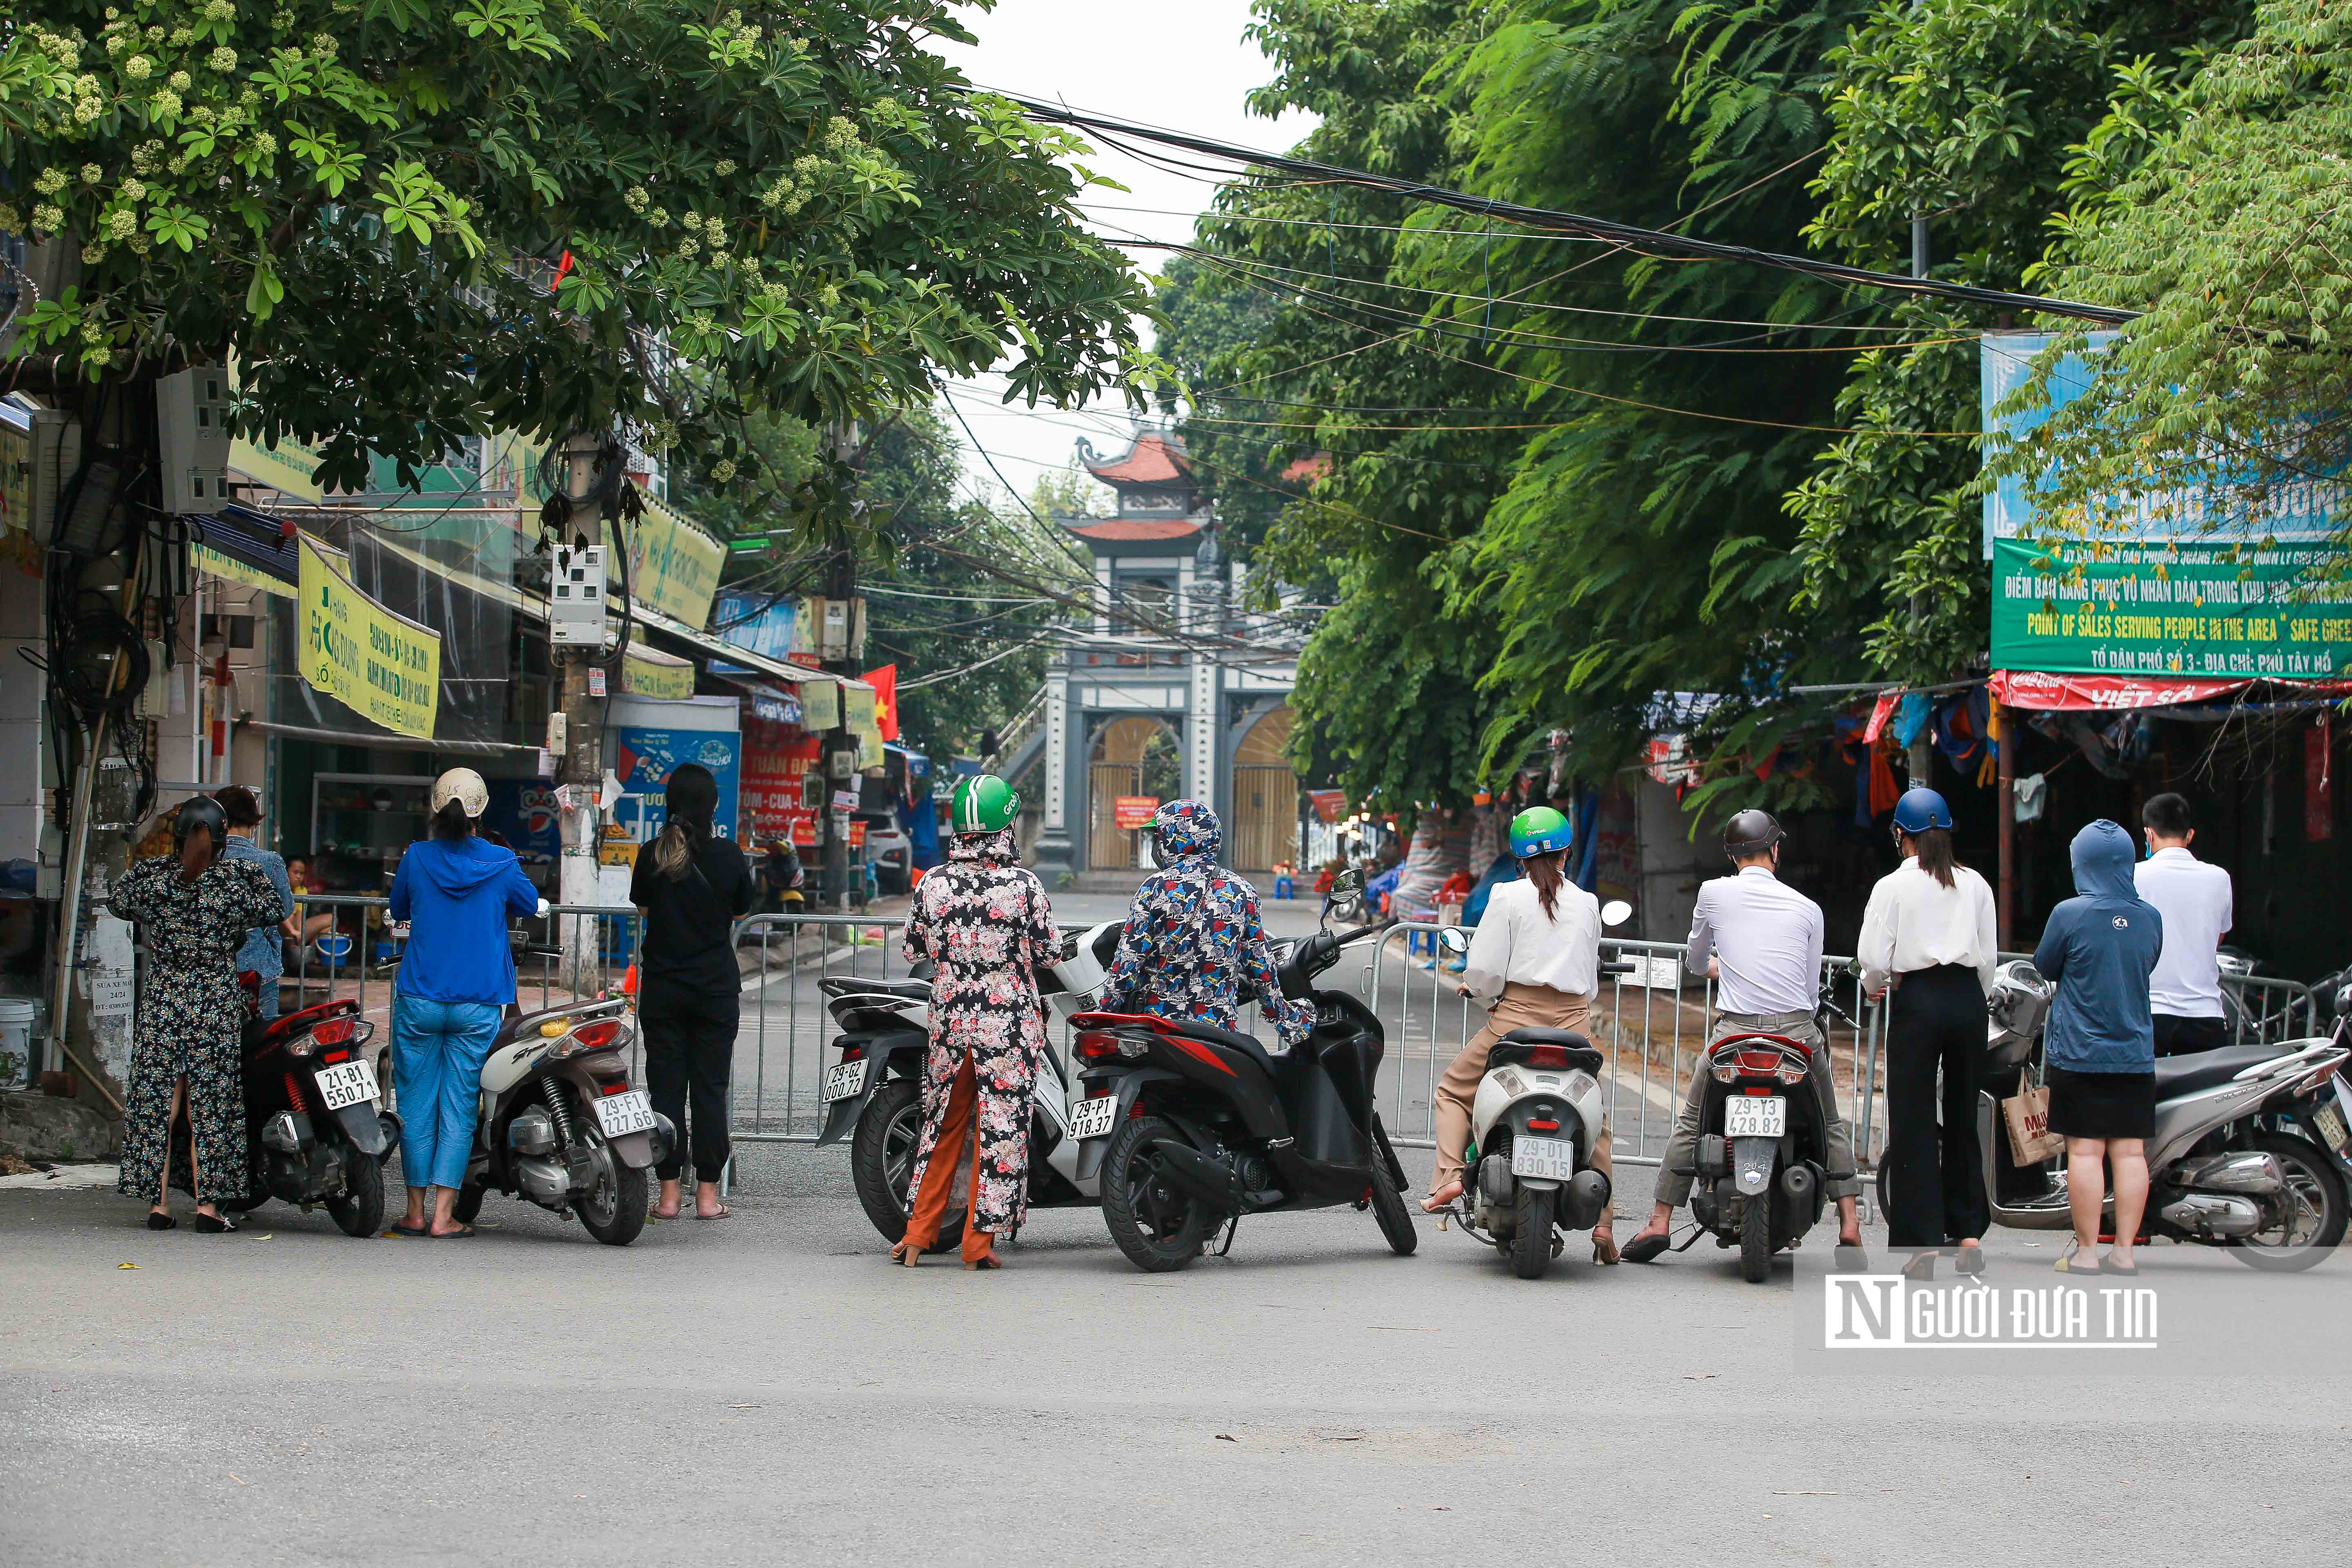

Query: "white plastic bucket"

xmin=0 ymin=997 xmax=34 ymax=1090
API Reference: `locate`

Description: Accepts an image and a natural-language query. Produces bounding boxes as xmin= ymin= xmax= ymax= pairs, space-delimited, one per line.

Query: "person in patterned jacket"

xmin=1101 ymin=799 xmax=1313 ymax=1049
xmin=895 ymin=775 xmax=1058 ymax=1270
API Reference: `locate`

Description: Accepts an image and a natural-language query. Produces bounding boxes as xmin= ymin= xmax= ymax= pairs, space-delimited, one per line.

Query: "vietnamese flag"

xmin=864 ymin=664 xmax=900 ymax=741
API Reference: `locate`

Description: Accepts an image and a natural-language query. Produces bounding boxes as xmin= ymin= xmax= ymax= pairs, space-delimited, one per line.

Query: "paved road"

xmin=7 ymin=1143 xmax=2343 ymax=1567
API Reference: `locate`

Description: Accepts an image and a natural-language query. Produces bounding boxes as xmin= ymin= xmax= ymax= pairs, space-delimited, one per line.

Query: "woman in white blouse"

xmin=1858 ymin=786 xmax=1999 ymax=1273
xmin=1421 ymin=807 xmax=1617 ymax=1263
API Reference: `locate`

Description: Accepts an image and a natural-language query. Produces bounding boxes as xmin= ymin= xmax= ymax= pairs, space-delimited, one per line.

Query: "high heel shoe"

xmin=1953 ymin=1244 xmax=1986 ymax=1277
xmin=891 ymin=1239 xmax=923 ymax=1267
xmin=1900 ymin=1250 xmax=1939 ymax=1281
xmin=964 ymin=1254 xmax=1002 ymax=1271
xmin=1591 ymin=1231 xmax=1621 ymax=1266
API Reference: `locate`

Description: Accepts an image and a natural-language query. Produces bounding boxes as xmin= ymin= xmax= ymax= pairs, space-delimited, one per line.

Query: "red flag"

xmin=864 ymin=664 xmax=899 ymax=742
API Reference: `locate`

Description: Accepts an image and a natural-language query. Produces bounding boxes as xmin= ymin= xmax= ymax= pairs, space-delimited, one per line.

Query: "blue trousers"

xmin=391 ymin=995 xmax=502 ymax=1191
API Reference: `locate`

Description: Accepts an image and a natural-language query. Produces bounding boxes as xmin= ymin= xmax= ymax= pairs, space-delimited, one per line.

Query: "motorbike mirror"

xmin=1437 ymin=925 xmax=1469 ymax=955
xmin=1599 ymin=898 xmax=1633 ymax=929
xmin=2337 ymin=983 xmax=2351 ymax=1020
xmin=1330 ymin=869 xmax=1363 ymax=897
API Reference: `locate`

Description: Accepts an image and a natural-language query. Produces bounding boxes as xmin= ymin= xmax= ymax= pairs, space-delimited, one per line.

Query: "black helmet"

xmin=1722 ymin=808 xmax=1783 ymax=860
xmin=174 ymin=794 xmax=228 ymax=854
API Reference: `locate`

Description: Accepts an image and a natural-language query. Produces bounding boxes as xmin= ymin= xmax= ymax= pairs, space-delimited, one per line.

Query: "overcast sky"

xmin=929 ymin=0 xmax=1316 ymax=512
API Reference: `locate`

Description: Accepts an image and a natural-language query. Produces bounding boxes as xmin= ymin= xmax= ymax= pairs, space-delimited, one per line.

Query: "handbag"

xmin=2002 ymin=1062 xmax=2064 ymax=1166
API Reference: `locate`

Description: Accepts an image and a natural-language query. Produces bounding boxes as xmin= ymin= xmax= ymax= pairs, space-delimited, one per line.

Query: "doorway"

xmin=1088 ymin=714 xmax=1182 ymax=869
xmin=1228 ymin=704 xmax=1298 ymax=871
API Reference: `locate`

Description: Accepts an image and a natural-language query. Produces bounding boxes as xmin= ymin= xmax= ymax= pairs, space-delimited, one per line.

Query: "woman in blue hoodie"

xmin=388 ymin=768 xmax=545 ymax=1237
xmin=2032 ymin=820 xmax=2164 ymax=1276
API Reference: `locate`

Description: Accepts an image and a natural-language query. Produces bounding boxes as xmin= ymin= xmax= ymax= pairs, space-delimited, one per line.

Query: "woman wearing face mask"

xmin=630 ymin=763 xmax=755 ymax=1222
xmin=109 ymin=796 xmax=289 ymax=1232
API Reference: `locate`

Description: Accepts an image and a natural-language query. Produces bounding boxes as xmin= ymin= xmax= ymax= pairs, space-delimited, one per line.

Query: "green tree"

xmin=0 ymin=1 xmax=1152 ymax=494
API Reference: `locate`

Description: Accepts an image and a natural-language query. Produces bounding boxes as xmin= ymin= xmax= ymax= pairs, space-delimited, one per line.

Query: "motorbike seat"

xmin=2149 ymin=1042 xmax=2281 ymax=1098
xmin=820 ymin=976 xmax=929 ymax=1001
xmin=1489 ymin=1029 xmax=1605 ymax=1076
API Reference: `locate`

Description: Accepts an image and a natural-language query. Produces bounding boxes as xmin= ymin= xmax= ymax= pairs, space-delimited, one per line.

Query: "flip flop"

xmin=2100 ymin=1252 xmax=2139 ymax=1277
xmin=390 ymin=1222 xmax=432 ymax=1238
xmin=1620 ymin=1232 xmax=1672 ymax=1265
xmin=695 ymin=1205 xmax=732 ymax=1221
xmin=429 ymin=1224 xmax=476 ymax=1239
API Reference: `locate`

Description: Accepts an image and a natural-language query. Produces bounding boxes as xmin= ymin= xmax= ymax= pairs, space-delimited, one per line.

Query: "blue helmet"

xmin=1892 ymin=786 xmax=1953 ymax=835
xmin=1508 ymin=805 xmax=1573 ymax=858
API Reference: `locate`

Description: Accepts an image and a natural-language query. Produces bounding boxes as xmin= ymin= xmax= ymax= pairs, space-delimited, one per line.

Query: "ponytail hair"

xmin=654 ymin=763 xmax=718 ymax=881
xmin=1522 ymin=847 xmax=1569 ymax=921
xmin=430 ymin=800 xmax=475 ymax=841
xmin=1911 ymin=826 xmax=1958 ymax=890
xmin=178 ymin=820 xmax=214 ymax=879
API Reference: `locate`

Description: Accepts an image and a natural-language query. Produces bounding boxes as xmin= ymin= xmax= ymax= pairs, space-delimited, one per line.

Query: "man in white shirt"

xmin=2134 ymin=793 xmax=2234 ymax=1057
xmin=1621 ymin=811 xmax=1864 ymax=1265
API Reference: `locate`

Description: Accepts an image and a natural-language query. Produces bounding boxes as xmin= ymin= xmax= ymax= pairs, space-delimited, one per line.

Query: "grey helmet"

xmin=1722 ymin=808 xmax=1783 ymax=861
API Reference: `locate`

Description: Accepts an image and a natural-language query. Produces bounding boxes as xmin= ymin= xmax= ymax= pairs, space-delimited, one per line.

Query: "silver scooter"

xmin=1962 ymin=960 xmax=2350 ymax=1270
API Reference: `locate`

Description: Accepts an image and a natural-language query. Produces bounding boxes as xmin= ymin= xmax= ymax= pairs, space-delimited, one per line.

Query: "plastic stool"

xmin=1272 ymin=875 xmax=1295 ymax=900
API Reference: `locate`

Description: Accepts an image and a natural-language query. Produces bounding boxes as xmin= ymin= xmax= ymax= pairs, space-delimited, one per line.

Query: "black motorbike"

xmin=213 ymin=976 xmax=399 ymax=1237
xmin=1070 ymin=882 xmax=1417 ymax=1272
xmin=1677 ymin=1009 xmax=1847 ymax=1283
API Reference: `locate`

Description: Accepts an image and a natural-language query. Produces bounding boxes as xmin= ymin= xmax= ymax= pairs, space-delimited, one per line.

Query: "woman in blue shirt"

xmin=388 ymin=768 xmax=544 ymax=1237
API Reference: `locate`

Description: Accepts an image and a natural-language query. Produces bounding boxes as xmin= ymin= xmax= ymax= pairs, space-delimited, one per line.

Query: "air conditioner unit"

xmin=0 ymin=405 xmax=78 ymax=543
xmin=158 ymin=365 xmax=233 ymax=514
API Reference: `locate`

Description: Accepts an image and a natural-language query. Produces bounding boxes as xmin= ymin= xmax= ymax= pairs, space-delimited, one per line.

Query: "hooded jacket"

xmin=1102 ymin=800 xmax=1314 ymax=1047
xmin=2032 ymin=820 xmax=2164 ymax=1073
xmin=388 ymin=835 xmax=543 ymax=1004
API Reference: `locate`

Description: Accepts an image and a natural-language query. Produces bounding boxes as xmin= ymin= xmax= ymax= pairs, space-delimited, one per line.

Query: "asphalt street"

xmin=7 ymin=1138 xmax=2347 ymax=1567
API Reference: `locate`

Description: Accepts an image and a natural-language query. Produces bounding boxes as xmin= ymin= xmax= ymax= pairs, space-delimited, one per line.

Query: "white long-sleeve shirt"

xmin=1684 ymin=866 xmax=1823 ymax=1016
xmin=1460 ymin=878 xmax=1600 ymax=1006
xmin=1856 ymin=857 xmax=1998 ymax=996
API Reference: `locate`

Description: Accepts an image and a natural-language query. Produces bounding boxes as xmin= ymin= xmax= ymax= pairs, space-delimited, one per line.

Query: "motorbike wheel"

xmin=1508 ymin=1185 xmax=1551 ymax=1280
xmin=1100 ymin=1114 xmax=1211 ymax=1273
xmin=1738 ymin=1192 xmax=1773 ymax=1283
xmin=2230 ymin=1134 xmax=2349 ymax=1271
xmin=452 ymin=1182 xmax=486 ymax=1224
xmin=570 ymin=1109 xmax=648 ymax=1247
xmin=327 ymin=1150 xmax=386 ymax=1238
xmin=850 ymin=1077 xmax=963 ymax=1252
xmin=1368 ymin=1154 xmax=1418 ymax=1258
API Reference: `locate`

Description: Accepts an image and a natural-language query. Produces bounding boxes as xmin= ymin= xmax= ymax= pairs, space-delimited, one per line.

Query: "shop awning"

xmin=721 ymin=676 xmax=804 ymax=726
xmin=631 ymin=600 xmax=869 ymax=693
xmin=191 ymin=505 xmax=301 ymax=597
xmin=1991 ymin=670 xmax=2352 ymax=711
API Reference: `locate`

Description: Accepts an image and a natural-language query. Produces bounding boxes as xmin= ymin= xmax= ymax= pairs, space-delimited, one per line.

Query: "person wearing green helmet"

xmin=895 ymin=773 xmax=1058 ymax=1269
xmin=1423 ymin=805 xmax=1619 ymax=1263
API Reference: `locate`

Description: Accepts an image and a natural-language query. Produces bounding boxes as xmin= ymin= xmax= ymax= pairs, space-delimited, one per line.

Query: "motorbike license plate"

xmin=1068 ymin=1094 xmax=1120 ymax=1140
xmin=2316 ymin=1102 xmax=2350 ymax=1158
xmin=1510 ymin=1135 xmax=1575 ymax=1180
xmin=1723 ymin=1096 xmax=1786 ymax=1138
xmin=592 ymin=1089 xmax=658 ymax=1138
xmin=312 ymin=1058 xmax=378 ymax=1111
xmin=823 ymin=1058 xmax=870 ymax=1102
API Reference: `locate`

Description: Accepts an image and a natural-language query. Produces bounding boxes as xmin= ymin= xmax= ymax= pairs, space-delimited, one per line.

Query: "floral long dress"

xmin=900 ymin=828 xmax=1057 ymax=1236
xmin=109 ymin=854 xmax=285 ymax=1204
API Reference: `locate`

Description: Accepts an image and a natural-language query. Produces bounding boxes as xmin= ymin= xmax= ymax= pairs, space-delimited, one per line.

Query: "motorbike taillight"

xmin=840 ymin=1045 xmax=865 ymax=1062
xmin=1076 ymin=1031 xmax=1121 ymax=1060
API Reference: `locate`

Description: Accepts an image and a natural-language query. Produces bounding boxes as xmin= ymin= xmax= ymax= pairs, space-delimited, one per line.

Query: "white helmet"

xmin=431 ymin=767 xmax=489 ymax=819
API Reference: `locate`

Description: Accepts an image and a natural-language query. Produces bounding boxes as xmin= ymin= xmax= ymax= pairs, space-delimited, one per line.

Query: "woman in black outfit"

xmin=630 ymin=764 xmax=754 ymax=1221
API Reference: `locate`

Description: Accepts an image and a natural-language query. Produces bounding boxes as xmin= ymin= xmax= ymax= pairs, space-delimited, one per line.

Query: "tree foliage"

xmin=0 ymin=1 xmax=1152 ymax=494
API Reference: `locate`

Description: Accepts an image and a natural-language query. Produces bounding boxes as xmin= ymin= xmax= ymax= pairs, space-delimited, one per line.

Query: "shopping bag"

xmin=2003 ymin=1082 xmax=2064 ymax=1166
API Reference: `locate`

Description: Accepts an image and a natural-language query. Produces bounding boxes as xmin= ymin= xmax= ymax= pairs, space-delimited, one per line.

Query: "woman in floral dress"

xmin=895 ymin=775 xmax=1057 ymax=1270
xmin=110 ymin=796 xmax=287 ymax=1232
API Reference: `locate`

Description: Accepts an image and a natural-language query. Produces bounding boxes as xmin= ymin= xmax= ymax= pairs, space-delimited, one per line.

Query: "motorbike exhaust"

xmin=1141 ymin=1138 xmax=1242 ymax=1212
xmin=2173 ymin=1151 xmax=2283 ymax=1195
xmin=1557 ymin=1168 xmax=1610 ymax=1230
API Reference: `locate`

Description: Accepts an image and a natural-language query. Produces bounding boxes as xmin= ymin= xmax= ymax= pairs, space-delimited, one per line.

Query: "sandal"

xmin=2054 ymin=1243 xmax=2103 ymax=1275
xmin=2100 ymin=1252 xmax=2139 ymax=1277
xmin=1833 ymin=1241 xmax=1871 ymax=1272
xmin=1419 ymin=1180 xmax=1463 ymax=1216
xmin=891 ymin=1239 xmax=923 ymax=1267
xmin=695 ymin=1205 xmax=732 ymax=1221
xmin=146 ymin=1211 xmax=177 ymax=1232
xmin=1591 ymin=1230 xmax=1621 ymax=1266
xmin=964 ymin=1254 xmax=1003 ymax=1271
xmin=1953 ymin=1244 xmax=1986 ymax=1277
xmin=1620 ymin=1231 xmax=1672 ymax=1265
xmin=391 ymin=1222 xmax=432 ymax=1238
xmin=428 ymin=1224 xmax=475 ymax=1239
xmin=1900 ymin=1250 xmax=1939 ymax=1281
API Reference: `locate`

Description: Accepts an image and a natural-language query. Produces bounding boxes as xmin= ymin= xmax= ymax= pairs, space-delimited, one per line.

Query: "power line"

xmin=987 ymin=91 xmax=2138 ymax=327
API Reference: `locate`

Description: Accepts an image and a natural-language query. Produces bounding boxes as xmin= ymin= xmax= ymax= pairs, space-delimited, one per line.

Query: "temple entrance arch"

xmin=1088 ymin=714 xmax=1181 ymax=869
xmin=1228 ymin=703 xmax=1298 ymax=872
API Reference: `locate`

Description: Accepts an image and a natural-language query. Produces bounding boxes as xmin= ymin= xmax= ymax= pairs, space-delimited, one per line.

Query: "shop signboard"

xmin=611 ymin=725 xmax=741 ymax=843
xmin=617 ymin=494 xmax=725 ymax=630
xmin=740 ymin=719 xmax=819 ymax=848
xmin=1114 ymin=795 xmax=1160 ymax=831
xmin=710 ymin=590 xmax=797 ymax=674
xmin=296 ymin=533 xmax=442 ymax=738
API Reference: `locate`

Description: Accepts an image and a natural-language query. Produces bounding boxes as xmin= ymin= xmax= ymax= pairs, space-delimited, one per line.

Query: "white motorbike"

xmin=1434 ymin=900 xmax=1635 ymax=1280
xmin=818 ymin=920 xmax=1124 ymax=1248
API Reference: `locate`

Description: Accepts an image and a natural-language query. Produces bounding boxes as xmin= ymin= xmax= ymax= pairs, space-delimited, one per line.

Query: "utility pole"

xmin=1905 ymin=209 xmax=1938 ymax=793
xmin=555 ymin=432 xmax=609 ymax=989
xmin=820 ymin=418 xmax=860 ymax=914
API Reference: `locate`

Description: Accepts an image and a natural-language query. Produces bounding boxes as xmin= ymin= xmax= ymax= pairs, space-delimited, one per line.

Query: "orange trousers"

xmin=903 ymin=1051 xmax=997 ymax=1265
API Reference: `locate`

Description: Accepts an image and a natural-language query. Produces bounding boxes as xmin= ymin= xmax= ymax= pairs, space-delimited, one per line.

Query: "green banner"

xmin=1992 ymin=537 xmax=2352 ymax=679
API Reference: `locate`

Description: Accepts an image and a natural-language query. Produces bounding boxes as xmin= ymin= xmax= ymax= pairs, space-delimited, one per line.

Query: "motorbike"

xmin=1430 ymin=902 xmax=1637 ymax=1280
xmin=1898 ymin=959 xmax=2351 ymax=1270
xmin=818 ymin=920 xmax=1125 ymax=1249
xmin=450 ymin=997 xmax=673 ymax=1246
xmin=214 ymin=974 xmax=400 ymax=1236
xmin=1069 ymin=872 xmax=1419 ymax=1272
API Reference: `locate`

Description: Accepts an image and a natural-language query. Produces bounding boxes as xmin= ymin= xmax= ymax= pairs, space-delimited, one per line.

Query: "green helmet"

xmin=949 ymin=773 xmax=1021 ymax=835
xmin=1508 ymin=805 xmax=1572 ymax=858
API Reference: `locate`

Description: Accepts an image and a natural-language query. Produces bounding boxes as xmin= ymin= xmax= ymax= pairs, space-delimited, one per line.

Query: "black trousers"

xmin=1884 ymin=964 xmax=1990 ymax=1248
xmin=640 ymin=979 xmax=738 ymax=1184
xmin=2153 ymin=1012 xmax=2228 ymax=1058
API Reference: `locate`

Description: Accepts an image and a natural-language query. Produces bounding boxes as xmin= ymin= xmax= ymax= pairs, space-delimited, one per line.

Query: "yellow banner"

xmin=799 ymin=677 xmax=839 ymax=731
xmin=621 ymin=647 xmax=695 ymax=699
xmin=615 ymin=494 xmax=725 ymax=630
xmin=843 ymin=684 xmax=883 ymax=766
xmin=297 ymin=535 xmax=441 ymax=738
xmin=192 ymin=542 xmax=298 ymax=599
xmin=230 ymin=433 xmax=328 ymax=501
